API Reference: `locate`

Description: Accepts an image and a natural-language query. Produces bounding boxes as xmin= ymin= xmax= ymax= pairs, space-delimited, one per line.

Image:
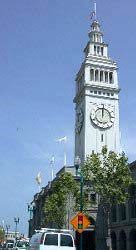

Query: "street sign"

xmin=70 ymin=212 xmax=90 ymax=233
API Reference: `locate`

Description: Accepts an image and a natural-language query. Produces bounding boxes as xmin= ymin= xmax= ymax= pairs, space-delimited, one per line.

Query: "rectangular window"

xmin=109 ymin=72 xmax=113 ymax=84
xmin=90 ymin=193 xmax=96 ymax=203
xmin=130 ymin=200 xmax=136 ymax=218
xmin=44 ymin=234 xmax=58 ymax=246
xmin=101 ymin=134 xmax=104 ymax=142
xmin=95 ymin=70 xmax=98 ymax=81
xmin=90 ymin=69 xmax=94 ymax=81
xmin=105 ymin=72 xmax=108 ymax=82
xmin=101 ymin=47 xmax=103 ymax=56
xmin=111 ymin=205 xmax=117 ymax=222
xmin=100 ymin=71 xmax=103 ymax=82
xmin=60 ymin=235 xmax=73 ymax=247
xmin=119 ymin=204 xmax=126 ymax=221
xmin=94 ymin=45 xmax=96 ymax=55
xmin=97 ymin=46 xmax=100 ymax=54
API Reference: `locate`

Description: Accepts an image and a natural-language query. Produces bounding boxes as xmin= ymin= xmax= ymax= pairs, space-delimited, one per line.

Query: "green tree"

xmin=81 ymin=146 xmax=133 ymax=250
xmin=43 ymin=172 xmax=80 ymax=229
xmin=0 ymin=228 xmax=5 ymax=243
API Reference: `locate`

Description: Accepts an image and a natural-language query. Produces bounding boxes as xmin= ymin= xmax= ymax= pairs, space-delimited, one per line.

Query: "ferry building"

xmin=28 ymin=5 xmax=136 ymax=250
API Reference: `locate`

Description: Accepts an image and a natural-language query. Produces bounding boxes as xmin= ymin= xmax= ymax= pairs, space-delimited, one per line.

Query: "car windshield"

xmin=16 ymin=242 xmax=27 ymax=248
xmin=7 ymin=241 xmax=14 ymax=244
xmin=7 ymin=244 xmax=14 ymax=248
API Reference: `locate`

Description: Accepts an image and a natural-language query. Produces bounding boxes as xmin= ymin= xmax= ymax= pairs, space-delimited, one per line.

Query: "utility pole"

xmin=74 ymin=156 xmax=83 ymax=250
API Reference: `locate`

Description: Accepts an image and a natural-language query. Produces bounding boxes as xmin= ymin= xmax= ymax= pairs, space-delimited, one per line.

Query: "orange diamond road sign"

xmin=70 ymin=212 xmax=91 ymax=233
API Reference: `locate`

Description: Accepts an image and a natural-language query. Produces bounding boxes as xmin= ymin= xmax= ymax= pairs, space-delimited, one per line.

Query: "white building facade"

xmin=74 ymin=19 xmax=120 ymax=162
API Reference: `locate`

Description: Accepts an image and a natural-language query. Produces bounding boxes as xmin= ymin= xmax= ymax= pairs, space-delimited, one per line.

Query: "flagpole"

xmin=94 ymin=2 xmax=97 ymax=19
xmin=51 ymin=161 xmax=54 ymax=181
xmin=56 ymin=136 xmax=67 ymax=166
xmin=50 ymin=156 xmax=55 ymax=181
xmin=64 ymin=139 xmax=67 ymax=166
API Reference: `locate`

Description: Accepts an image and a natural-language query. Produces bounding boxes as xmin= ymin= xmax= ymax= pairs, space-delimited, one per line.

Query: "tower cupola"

xmin=89 ymin=20 xmax=103 ymax=43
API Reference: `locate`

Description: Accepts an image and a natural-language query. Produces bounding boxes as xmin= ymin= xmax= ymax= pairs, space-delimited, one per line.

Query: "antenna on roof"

xmin=90 ymin=1 xmax=97 ymax=20
xmin=94 ymin=2 xmax=97 ymax=19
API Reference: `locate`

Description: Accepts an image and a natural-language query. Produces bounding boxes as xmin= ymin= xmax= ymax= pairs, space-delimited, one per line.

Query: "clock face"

xmin=90 ymin=105 xmax=114 ymax=129
xmin=95 ymin=108 xmax=110 ymax=124
xmin=75 ymin=108 xmax=84 ymax=134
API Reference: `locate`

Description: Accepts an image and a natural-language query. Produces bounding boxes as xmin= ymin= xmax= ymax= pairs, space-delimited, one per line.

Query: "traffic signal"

xmin=78 ymin=214 xmax=83 ymax=229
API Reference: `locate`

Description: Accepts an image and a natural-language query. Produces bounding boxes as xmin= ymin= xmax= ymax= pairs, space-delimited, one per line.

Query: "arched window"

xmin=119 ymin=231 xmax=126 ymax=250
xmin=90 ymin=69 xmax=94 ymax=81
xmin=105 ymin=72 xmax=108 ymax=83
xmin=95 ymin=70 xmax=98 ymax=81
xmin=111 ymin=232 xmax=117 ymax=250
xmin=129 ymin=229 xmax=136 ymax=250
xmin=100 ymin=71 xmax=103 ymax=82
xmin=109 ymin=72 xmax=113 ymax=83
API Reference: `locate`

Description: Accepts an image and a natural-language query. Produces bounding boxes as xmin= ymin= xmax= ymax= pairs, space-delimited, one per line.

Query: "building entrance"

xmin=76 ymin=230 xmax=95 ymax=250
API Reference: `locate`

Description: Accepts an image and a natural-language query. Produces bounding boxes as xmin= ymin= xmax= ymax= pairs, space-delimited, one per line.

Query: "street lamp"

xmin=5 ymin=225 xmax=10 ymax=238
xmin=74 ymin=156 xmax=83 ymax=250
xmin=27 ymin=202 xmax=35 ymax=220
xmin=14 ymin=217 xmax=19 ymax=240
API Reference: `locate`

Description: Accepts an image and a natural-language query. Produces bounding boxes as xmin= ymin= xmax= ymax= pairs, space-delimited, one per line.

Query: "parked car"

xmin=29 ymin=228 xmax=76 ymax=250
xmin=13 ymin=241 xmax=29 ymax=250
xmin=3 ymin=240 xmax=15 ymax=250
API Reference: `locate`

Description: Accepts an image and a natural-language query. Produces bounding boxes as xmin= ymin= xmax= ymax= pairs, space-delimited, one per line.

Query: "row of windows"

xmin=90 ymin=69 xmax=114 ymax=84
xmin=92 ymin=34 xmax=102 ymax=43
xmin=111 ymin=201 xmax=136 ymax=223
xmin=94 ymin=45 xmax=103 ymax=56
xmin=90 ymin=90 xmax=114 ymax=97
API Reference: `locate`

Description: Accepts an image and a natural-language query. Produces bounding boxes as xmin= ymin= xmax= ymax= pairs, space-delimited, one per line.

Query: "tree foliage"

xmin=0 ymin=228 xmax=5 ymax=242
xmin=43 ymin=172 xmax=79 ymax=229
xmin=81 ymin=146 xmax=133 ymax=208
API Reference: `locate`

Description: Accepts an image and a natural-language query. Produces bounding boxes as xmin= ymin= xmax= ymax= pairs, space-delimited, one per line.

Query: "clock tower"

xmin=74 ymin=16 xmax=120 ymax=162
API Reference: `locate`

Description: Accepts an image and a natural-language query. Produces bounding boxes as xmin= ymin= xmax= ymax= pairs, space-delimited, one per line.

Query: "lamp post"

xmin=27 ymin=202 xmax=36 ymax=237
xmin=5 ymin=225 xmax=10 ymax=238
xmin=14 ymin=217 xmax=19 ymax=240
xmin=74 ymin=156 xmax=83 ymax=250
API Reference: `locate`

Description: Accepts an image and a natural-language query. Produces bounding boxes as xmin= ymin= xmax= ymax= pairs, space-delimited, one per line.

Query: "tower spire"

xmin=94 ymin=1 xmax=97 ymax=20
xmin=90 ymin=1 xmax=97 ymax=21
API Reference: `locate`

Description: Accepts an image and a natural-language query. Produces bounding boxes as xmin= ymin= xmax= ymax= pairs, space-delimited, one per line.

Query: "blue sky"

xmin=0 ymin=0 xmax=136 ymax=235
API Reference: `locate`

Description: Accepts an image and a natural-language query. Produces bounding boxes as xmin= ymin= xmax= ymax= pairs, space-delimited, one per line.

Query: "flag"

xmin=56 ymin=136 xmax=67 ymax=143
xmin=50 ymin=156 xmax=55 ymax=165
xmin=35 ymin=172 xmax=42 ymax=185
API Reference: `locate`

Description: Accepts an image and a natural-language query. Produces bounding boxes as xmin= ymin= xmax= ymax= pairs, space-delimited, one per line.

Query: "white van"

xmin=29 ymin=229 xmax=76 ymax=250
